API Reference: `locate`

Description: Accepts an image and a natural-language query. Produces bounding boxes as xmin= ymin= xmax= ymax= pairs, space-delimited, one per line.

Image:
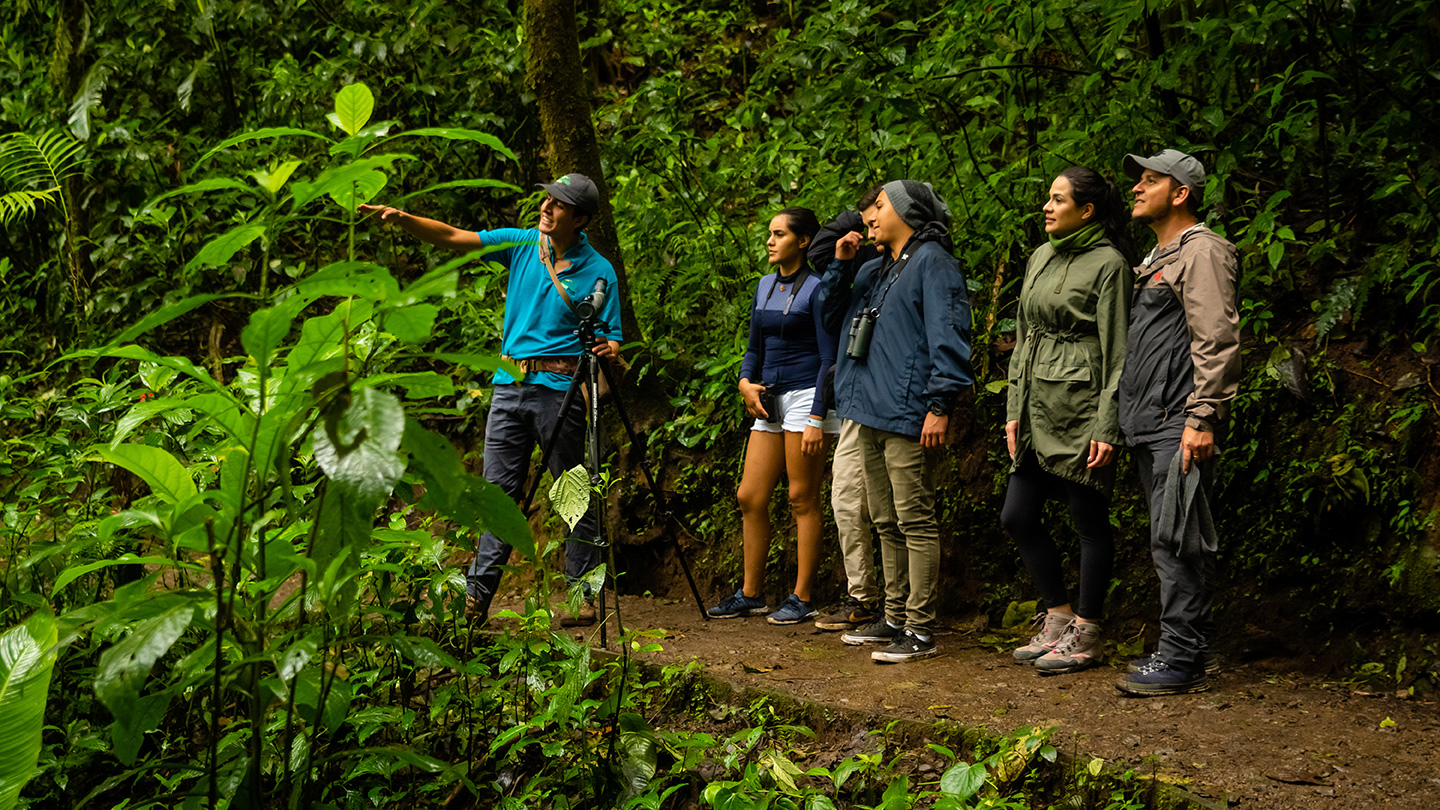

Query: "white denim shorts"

xmin=751 ymin=386 xmax=842 ymax=434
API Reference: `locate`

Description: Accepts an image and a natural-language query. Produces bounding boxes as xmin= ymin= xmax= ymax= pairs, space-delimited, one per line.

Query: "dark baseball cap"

xmin=536 ymin=173 xmax=600 ymax=216
xmin=1123 ymin=149 xmax=1205 ymax=204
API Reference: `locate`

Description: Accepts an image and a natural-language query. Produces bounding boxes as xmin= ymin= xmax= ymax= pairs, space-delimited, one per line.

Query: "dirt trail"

xmin=498 ymin=593 xmax=1440 ymax=809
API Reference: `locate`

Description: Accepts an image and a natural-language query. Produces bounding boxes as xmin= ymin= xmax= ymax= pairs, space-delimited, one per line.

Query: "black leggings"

xmin=1001 ymin=453 xmax=1114 ymax=620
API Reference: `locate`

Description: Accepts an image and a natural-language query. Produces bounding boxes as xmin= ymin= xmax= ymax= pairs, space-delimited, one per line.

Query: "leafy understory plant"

xmin=1 ymin=83 xmax=565 ymax=809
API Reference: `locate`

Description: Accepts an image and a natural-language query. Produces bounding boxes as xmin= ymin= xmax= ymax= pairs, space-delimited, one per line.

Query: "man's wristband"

xmin=927 ymin=399 xmax=950 ymax=416
xmin=806 ymin=416 xmax=825 ymax=430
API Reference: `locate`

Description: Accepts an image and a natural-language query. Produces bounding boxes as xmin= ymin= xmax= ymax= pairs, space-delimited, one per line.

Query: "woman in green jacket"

xmin=1004 ymin=166 xmax=1135 ymax=674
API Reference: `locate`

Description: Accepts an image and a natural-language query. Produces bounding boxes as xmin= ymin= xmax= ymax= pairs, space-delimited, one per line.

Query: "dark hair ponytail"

xmin=1060 ymin=166 xmax=1137 ymax=266
xmin=778 ymin=206 xmax=822 ymax=270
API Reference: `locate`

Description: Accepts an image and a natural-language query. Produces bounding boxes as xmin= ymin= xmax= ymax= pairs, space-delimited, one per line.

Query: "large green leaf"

xmin=278 ymin=299 xmax=374 ymax=398
xmin=289 ymin=154 xmax=413 ymax=210
xmin=314 ymin=386 xmax=406 ymax=504
xmin=376 ymin=128 xmax=517 ymax=161
xmin=193 ymin=127 xmax=331 ymax=170
xmin=184 ymin=223 xmax=265 ymax=272
xmin=333 ymin=83 xmax=375 ymax=136
xmin=94 ymin=603 xmax=193 ymax=766
xmin=939 ymin=761 xmax=986 ymax=801
xmin=241 ymin=295 xmax=309 ymax=367
xmin=394 ymin=178 xmax=521 ymax=203
xmin=0 ymin=611 xmax=59 ymax=810
xmin=143 ymin=177 xmax=251 ymax=211
xmin=51 ymin=554 xmax=186 ymax=595
xmin=549 ymin=465 xmax=590 ymax=532
xmin=327 ymin=169 xmax=387 ymax=211
xmin=108 ymin=293 xmax=235 ymax=347
xmin=292 ymin=261 xmax=400 ymax=303
xmin=96 ymin=444 xmax=197 ymax=503
xmin=380 ymin=304 xmax=438 ymax=343
xmin=402 ymin=420 xmax=535 ymax=560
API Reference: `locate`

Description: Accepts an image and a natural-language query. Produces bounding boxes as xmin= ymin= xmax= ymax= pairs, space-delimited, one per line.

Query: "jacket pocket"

xmin=1034 ymin=363 xmax=1091 ymax=383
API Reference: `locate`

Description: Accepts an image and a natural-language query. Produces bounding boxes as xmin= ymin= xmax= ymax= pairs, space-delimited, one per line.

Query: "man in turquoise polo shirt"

xmin=361 ymin=173 xmax=624 ymax=625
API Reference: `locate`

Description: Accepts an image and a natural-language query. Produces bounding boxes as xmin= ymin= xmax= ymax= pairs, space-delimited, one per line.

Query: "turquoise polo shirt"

xmin=478 ymin=228 xmax=624 ymax=391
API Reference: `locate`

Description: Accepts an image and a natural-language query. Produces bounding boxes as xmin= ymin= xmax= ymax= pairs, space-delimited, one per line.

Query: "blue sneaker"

xmin=766 ymin=594 xmax=819 ymax=625
xmin=708 ymin=589 xmax=767 ymax=619
xmin=1117 ymin=658 xmax=1210 ymax=696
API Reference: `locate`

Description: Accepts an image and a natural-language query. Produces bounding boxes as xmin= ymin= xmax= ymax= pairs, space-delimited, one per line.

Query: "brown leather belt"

xmin=502 ymin=355 xmax=578 ymax=378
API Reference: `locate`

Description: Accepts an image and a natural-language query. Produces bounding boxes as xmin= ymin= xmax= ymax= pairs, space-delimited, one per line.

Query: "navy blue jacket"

xmin=822 ymin=240 xmax=975 ymax=438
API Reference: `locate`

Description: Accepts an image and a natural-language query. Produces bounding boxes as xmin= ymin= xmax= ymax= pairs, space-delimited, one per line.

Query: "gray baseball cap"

xmin=536 ymin=173 xmax=600 ymax=216
xmin=1123 ymin=149 xmax=1205 ymax=204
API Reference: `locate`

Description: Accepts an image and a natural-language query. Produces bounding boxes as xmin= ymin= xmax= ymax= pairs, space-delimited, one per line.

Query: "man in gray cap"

xmin=1114 ymin=149 xmax=1240 ymax=695
xmin=821 ymin=180 xmax=975 ymax=662
xmin=359 ymin=173 xmax=622 ymax=627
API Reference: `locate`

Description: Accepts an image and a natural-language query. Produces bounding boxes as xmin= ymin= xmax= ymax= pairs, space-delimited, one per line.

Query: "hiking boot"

xmin=1128 ymin=651 xmax=1221 ymax=676
xmin=871 ymin=629 xmax=939 ymax=663
xmin=1013 ymin=612 xmax=1074 ymax=663
xmin=766 ymin=594 xmax=819 ymax=625
xmin=559 ymin=601 xmax=597 ymax=627
xmin=841 ymin=616 xmax=902 ymax=646
xmin=814 ymin=596 xmax=879 ymax=631
xmin=1035 ymin=621 xmax=1103 ymax=675
xmin=465 ymin=594 xmax=487 ymax=624
xmin=1116 ymin=658 xmax=1210 ymax=696
xmin=707 ymin=589 xmax=767 ymax=619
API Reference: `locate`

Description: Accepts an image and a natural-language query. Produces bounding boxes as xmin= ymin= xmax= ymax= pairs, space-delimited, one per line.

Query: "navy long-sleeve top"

xmin=739 ymin=268 xmax=838 ymax=419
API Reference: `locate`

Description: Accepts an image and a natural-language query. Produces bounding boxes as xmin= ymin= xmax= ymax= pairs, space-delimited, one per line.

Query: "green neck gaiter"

xmin=1049 ymin=222 xmax=1105 ymax=253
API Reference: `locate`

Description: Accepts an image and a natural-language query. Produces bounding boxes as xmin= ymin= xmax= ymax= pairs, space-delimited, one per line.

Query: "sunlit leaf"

xmin=334 ymin=83 xmax=376 ymax=136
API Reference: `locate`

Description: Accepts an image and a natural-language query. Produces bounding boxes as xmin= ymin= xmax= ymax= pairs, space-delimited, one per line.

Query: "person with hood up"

xmin=821 ymin=180 xmax=975 ymax=663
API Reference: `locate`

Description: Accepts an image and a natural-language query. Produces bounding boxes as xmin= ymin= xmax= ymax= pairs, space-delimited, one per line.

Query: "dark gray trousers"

xmin=466 ymin=383 xmax=602 ymax=607
xmin=1133 ymin=439 xmax=1217 ymax=671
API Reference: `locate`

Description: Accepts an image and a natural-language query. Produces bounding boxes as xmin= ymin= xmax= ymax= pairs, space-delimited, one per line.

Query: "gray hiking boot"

xmin=1013 ymin=611 xmax=1073 ymax=663
xmin=1036 ymin=621 xmax=1103 ymax=674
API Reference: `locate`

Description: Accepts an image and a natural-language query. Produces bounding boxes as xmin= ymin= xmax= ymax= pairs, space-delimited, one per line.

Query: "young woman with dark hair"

xmin=709 ymin=206 xmax=842 ymax=625
xmin=1003 ymin=166 xmax=1133 ymax=673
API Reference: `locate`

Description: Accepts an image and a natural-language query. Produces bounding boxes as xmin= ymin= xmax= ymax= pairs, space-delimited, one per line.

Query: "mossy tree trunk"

xmin=524 ymin=0 xmax=640 ymax=343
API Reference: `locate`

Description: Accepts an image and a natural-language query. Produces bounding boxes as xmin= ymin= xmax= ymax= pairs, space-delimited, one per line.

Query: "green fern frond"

xmin=0 ymin=190 xmax=59 ymax=227
xmin=0 ymin=131 xmax=85 ymax=189
xmin=0 ymin=130 xmax=85 ymax=226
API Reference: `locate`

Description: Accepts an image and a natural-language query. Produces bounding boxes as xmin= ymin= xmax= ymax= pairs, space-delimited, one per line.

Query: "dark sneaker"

xmin=707 ymin=589 xmax=767 ymax=619
xmin=1036 ymin=622 xmax=1103 ymax=674
xmin=1116 ymin=658 xmax=1210 ymax=696
xmin=871 ymin=629 xmax=939 ymax=663
xmin=841 ymin=616 xmax=902 ymax=646
xmin=559 ymin=601 xmax=597 ymax=627
xmin=1013 ymin=612 xmax=1073 ymax=663
xmin=814 ymin=597 xmax=879 ymax=631
xmin=1127 ymin=651 xmax=1221 ymax=676
xmin=767 ymin=593 xmax=819 ymax=625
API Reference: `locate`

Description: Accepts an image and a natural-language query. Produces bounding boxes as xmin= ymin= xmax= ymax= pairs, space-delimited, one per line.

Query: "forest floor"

xmin=491 ymin=592 xmax=1440 ymax=810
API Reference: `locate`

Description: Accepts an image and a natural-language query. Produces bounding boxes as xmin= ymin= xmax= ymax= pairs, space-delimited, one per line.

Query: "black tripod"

xmin=518 ymin=284 xmax=708 ymax=646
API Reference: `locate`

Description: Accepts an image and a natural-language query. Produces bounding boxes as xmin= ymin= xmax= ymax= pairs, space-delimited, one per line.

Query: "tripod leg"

xmin=596 ymin=358 xmax=710 ymax=620
xmin=520 ymin=360 xmax=589 ymax=515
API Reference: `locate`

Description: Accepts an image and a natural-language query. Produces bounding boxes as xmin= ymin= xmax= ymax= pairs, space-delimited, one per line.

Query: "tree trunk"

xmin=524 ymin=0 xmax=641 ymax=343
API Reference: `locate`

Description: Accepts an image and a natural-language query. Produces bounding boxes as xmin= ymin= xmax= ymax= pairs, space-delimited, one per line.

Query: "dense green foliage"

xmin=1 ymin=0 xmax=1439 ymax=805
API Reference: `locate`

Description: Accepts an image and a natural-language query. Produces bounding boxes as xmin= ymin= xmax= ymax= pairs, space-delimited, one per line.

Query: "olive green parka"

xmin=1006 ymin=235 xmax=1131 ymax=495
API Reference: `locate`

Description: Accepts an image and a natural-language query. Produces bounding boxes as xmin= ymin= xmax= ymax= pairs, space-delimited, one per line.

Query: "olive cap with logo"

xmin=1123 ymin=149 xmax=1205 ymax=207
xmin=537 ymin=173 xmax=600 ymax=216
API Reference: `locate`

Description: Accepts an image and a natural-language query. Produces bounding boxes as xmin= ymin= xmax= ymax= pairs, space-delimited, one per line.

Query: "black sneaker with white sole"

xmin=871 ymin=629 xmax=938 ymax=663
xmin=840 ymin=616 xmax=901 ymax=646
